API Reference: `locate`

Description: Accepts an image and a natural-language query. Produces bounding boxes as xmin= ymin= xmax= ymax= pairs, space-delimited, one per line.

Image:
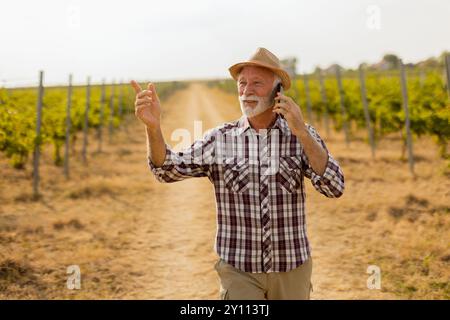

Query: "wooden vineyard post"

xmin=32 ymin=71 xmax=44 ymax=199
xmin=445 ymin=54 xmax=450 ymax=99
xmin=124 ymin=84 xmax=132 ymax=136
xmin=109 ymin=80 xmax=115 ymax=144
xmin=97 ymin=79 xmax=105 ymax=153
xmin=118 ymin=80 xmax=123 ymax=119
xmin=335 ymin=66 xmax=350 ymax=146
xmin=64 ymin=74 xmax=73 ymax=179
xmin=303 ymin=73 xmax=314 ymax=126
xmin=82 ymin=76 xmax=91 ymax=164
xmin=358 ymin=65 xmax=376 ymax=159
xmin=318 ymin=69 xmax=330 ymax=137
xmin=399 ymin=60 xmax=415 ymax=176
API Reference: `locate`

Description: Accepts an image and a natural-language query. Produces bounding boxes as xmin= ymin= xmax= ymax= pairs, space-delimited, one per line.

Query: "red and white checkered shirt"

xmin=148 ymin=114 xmax=345 ymax=273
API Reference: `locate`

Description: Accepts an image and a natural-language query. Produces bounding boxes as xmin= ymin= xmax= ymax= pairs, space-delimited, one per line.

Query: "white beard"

xmin=238 ymin=94 xmax=273 ymax=118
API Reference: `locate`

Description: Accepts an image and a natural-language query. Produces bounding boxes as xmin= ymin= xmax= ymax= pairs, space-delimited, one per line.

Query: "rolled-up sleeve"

xmin=148 ymin=128 xmax=216 ymax=183
xmin=300 ymin=124 xmax=345 ymax=198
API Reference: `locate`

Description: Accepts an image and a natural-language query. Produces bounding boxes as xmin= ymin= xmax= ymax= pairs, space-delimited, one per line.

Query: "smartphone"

xmin=270 ymin=82 xmax=283 ymax=107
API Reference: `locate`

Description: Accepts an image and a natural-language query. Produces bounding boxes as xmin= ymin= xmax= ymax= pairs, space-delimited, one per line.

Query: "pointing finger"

xmin=130 ymin=80 xmax=142 ymax=94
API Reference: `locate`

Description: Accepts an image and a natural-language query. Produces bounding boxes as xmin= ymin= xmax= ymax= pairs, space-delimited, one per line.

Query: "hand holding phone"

xmin=270 ymin=82 xmax=283 ymax=107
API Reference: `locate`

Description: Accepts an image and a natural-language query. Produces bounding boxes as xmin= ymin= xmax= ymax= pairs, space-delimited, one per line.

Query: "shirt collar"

xmin=237 ymin=113 xmax=290 ymax=136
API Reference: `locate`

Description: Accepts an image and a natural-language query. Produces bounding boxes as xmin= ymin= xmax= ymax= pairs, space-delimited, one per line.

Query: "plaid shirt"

xmin=148 ymin=114 xmax=344 ymax=273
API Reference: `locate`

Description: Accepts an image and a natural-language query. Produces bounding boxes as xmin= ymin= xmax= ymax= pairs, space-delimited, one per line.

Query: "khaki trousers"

xmin=214 ymin=257 xmax=313 ymax=300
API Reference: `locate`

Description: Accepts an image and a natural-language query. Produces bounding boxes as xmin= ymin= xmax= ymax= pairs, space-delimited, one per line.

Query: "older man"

xmin=131 ymin=47 xmax=345 ymax=300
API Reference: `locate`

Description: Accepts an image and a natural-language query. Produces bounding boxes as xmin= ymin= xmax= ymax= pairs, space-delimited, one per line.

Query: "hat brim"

xmin=228 ymin=61 xmax=291 ymax=90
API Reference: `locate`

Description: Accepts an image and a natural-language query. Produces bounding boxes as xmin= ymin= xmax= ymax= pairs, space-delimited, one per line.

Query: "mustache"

xmin=239 ymin=95 xmax=260 ymax=102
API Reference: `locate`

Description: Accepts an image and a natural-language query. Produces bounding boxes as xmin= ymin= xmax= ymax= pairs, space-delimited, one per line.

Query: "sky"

xmin=1 ymin=0 xmax=449 ymax=87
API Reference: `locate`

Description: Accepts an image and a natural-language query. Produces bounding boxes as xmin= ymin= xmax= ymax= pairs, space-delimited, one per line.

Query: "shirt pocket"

xmin=277 ymin=156 xmax=302 ymax=193
xmin=223 ymin=157 xmax=250 ymax=194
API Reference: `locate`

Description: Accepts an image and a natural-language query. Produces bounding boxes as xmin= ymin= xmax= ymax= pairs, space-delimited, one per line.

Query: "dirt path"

xmin=1 ymin=83 xmax=448 ymax=299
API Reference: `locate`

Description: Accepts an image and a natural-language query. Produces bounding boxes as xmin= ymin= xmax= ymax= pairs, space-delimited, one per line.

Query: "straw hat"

xmin=228 ymin=47 xmax=291 ymax=90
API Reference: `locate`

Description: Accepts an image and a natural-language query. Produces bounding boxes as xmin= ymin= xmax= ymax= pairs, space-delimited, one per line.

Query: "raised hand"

xmin=131 ymin=80 xmax=161 ymax=130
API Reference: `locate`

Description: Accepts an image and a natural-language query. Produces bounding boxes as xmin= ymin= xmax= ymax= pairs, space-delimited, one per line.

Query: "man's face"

xmin=237 ymin=66 xmax=277 ymax=118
